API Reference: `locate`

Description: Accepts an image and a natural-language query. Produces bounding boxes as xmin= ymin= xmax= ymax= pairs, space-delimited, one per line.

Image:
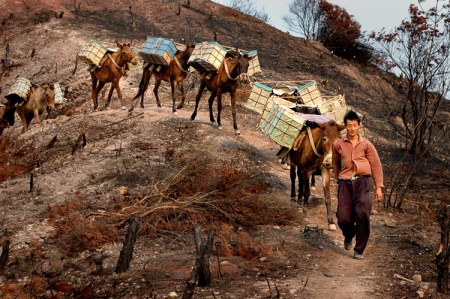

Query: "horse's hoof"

xmin=235 ymin=129 xmax=240 ymax=135
xmin=217 ymin=125 xmax=223 ymax=130
xmin=121 ymin=106 xmax=126 ymax=111
xmin=173 ymin=111 xmax=178 ymax=116
xmin=328 ymin=223 xmax=337 ymax=231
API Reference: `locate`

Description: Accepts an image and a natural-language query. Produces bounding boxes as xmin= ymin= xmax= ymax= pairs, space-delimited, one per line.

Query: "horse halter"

xmin=107 ymin=52 xmax=125 ymax=75
xmin=174 ymin=56 xmax=189 ymax=73
xmin=306 ymin=126 xmax=324 ymax=157
xmin=224 ymin=57 xmax=240 ymax=81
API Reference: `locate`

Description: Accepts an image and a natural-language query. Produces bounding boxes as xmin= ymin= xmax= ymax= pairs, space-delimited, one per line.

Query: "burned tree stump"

xmin=115 ymin=216 xmax=140 ymax=273
xmin=436 ymin=205 xmax=450 ymax=294
xmin=182 ymin=226 xmax=215 ymax=299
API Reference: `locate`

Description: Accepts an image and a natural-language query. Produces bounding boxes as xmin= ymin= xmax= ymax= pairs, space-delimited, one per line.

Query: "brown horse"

xmin=289 ymin=120 xmax=345 ymax=230
xmin=17 ymin=85 xmax=56 ymax=133
xmin=190 ymin=52 xmax=250 ymax=135
xmin=129 ymin=44 xmax=195 ymax=114
xmin=90 ymin=42 xmax=138 ymax=111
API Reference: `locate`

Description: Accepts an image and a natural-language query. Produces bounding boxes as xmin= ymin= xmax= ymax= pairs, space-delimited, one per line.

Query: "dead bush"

xmin=47 ymin=199 xmax=119 ymax=256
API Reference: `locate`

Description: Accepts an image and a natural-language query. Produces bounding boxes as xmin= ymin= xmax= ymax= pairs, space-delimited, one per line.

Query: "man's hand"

xmin=376 ymin=187 xmax=383 ymax=202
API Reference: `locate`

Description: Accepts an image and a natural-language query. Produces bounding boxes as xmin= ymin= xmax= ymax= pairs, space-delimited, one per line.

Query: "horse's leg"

xmin=104 ymin=85 xmax=115 ymax=110
xmin=321 ymin=166 xmax=336 ymax=230
xmin=297 ymin=167 xmax=304 ymax=204
xmin=90 ymin=73 xmax=99 ymax=111
xmin=113 ymin=80 xmax=126 ymax=110
xmin=177 ymin=80 xmax=185 ymax=110
xmin=170 ymin=79 xmax=178 ymax=114
xmin=230 ymin=89 xmax=239 ymax=134
xmin=19 ymin=111 xmax=27 ymax=133
xmin=93 ymin=81 xmax=105 ymax=112
xmin=302 ymin=171 xmax=311 ymax=206
xmin=289 ymin=162 xmax=297 ymax=202
xmin=208 ymin=91 xmax=217 ymax=125
xmin=216 ymin=89 xmax=223 ymax=130
xmin=191 ymin=80 xmax=206 ymax=121
xmin=153 ymin=77 xmax=162 ymax=108
xmin=310 ymin=174 xmax=316 ymax=190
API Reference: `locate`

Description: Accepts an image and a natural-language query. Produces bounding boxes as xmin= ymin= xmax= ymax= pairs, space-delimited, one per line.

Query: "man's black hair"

xmin=344 ymin=110 xmax=361 ymax=125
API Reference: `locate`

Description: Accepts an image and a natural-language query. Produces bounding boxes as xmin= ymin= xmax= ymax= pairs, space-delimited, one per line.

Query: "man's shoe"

xmin=354 ymin=252 xmax=365 ymax=259
xmin=344 ymin=240 xmax=352 ymax=250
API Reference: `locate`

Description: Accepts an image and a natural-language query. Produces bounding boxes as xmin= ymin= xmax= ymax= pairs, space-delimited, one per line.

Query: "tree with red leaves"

xmin=371 ymin=0 xmax=450 ymax=210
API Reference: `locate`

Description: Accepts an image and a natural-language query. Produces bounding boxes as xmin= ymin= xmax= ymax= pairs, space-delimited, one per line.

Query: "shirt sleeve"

xmin=332 ymin=143 xmax=340 ymax=180
xmin=366 ymin=141 xmax=384 ymax=188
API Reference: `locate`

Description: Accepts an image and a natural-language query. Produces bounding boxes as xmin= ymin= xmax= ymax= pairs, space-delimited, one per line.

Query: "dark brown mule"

xmin=289 ymin=120 xmax=345 ymax=230
xmin=90 ymin=42 xmax=138 ymax=111
xmin=190 ymin=52 xmax=250 ymax=135
xmin=129 ymin=44 xmax=195 ymax=114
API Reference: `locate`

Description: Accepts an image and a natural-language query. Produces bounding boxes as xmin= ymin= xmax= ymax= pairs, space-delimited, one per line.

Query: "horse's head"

xmin=116 ymin=41 xmax=138 ymax=65
xmin=185 ymin=43 xmax=196 ymax=56
xmin=223 ymin=50 xmax=250 ymax=79
xmin=45 ymin=84 xmax=56 ymax=112
xmin=318 ymin=120 xmax=346 ymax=168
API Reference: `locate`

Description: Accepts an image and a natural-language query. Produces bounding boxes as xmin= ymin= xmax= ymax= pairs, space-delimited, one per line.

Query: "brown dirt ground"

xmin=0 ymin=0 xmax=449 ymax=298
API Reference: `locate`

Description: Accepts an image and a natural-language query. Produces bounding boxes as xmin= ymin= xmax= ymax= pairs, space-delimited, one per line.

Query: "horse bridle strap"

xmin=107 ymin=53 xmax=125 ymax=74
xmin=174 ymin=56 xmax=189 ymax=73
xmin=307 ymin=126 xmax=324 ymax=157
xmin=224 ymin=58 xmax=239 ymax=81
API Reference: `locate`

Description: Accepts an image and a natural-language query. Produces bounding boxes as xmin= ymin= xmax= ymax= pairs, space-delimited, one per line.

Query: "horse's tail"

xmin=132 ymin=64 xmax=152 ymax=100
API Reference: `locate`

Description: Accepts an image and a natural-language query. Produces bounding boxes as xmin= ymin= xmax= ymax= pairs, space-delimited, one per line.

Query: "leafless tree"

xmin=283 ymin=0 xmax=321 ymax=39
xmin=228 ymin=0 xmax=270 ymax=23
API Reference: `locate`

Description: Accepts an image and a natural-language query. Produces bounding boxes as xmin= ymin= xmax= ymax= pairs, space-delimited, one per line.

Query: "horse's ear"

xmin=337 ymin=124 xmax=346 ymax=131
xmin=115 ymin=40 xmax=122 ymax=48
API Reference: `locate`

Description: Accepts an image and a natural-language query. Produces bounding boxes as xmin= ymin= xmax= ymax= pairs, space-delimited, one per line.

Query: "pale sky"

xmin=213 ymin=1 xmax=423 ymax=34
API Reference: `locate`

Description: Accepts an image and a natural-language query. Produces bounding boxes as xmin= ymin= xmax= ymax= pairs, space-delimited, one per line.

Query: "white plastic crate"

xmin=259 ymin=97 xmax=306 ymax=149
xmin=139 ymin=37 xmax=177 ymax=65
xmin=188 ymin=41 xmax=226 ymax=73
xmin=7 ymin=77 xmax=32 ymax=101
xmin=78 ymin=40 xmax=108 ymax=66
xmin=244 ymin=82 xmax=273 ymax=114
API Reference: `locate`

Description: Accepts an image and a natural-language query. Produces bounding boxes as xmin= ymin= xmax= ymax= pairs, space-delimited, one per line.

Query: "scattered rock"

xmin=416 ymin=290 xmax=425 ymax=298
xmin=413 ymin=274 xmax=422 ymax=283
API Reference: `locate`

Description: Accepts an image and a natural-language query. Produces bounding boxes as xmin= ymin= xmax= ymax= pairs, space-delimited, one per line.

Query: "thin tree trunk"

xmin=115 ymin=216 xmax=140 ymax=273
xmin=436 ymin=205 xmax=450 ymax=293
xmin=182 ymin=226 xmax=215 ymax=299
xmin=0 ymin=240 xmax=11 ymax=273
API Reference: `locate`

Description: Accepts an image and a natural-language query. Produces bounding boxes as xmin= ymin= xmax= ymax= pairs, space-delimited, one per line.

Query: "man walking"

xmin=332 ymin=110 xmax=383 ymax=259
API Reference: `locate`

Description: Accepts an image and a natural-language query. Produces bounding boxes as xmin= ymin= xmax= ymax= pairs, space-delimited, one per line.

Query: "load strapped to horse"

xmin=129 ymin=37 xmax=195 ymax=114
xmin=244 ymin=80 xmax=366 ymax=230
xmin=188 ymin=41 xmax=261 ymax=134
xmin=78 ymin=40 xmax=139 ymax=111
xmin=1 ymin=77 xmax=62 ymax=134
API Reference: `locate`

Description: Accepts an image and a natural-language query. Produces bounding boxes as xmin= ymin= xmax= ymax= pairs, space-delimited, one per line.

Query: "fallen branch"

xmin=394 ymin=273 xmax=415 ymax=284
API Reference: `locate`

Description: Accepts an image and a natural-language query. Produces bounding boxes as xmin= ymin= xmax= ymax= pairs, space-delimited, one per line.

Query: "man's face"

xmin=346 ymin=119 xmax=360 ymax=138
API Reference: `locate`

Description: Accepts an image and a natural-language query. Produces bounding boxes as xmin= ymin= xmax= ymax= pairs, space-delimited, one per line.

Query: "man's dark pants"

xmin=336 ymin=177 xmax=371 ymax=254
